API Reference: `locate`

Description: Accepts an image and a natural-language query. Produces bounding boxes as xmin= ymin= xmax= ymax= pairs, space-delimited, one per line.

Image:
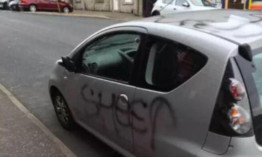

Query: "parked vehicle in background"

xmin=9 ymin=0 xmax=19 ymax=11
xmin=19 ymin=0 xmax=73 ymax=13
xmin=151 ymin=0 xmax=216 ymax=16
xmin=0 ymin=0 xmax=10 ymax=9
xmin=49 ymin=10 xmax=262 ymax=157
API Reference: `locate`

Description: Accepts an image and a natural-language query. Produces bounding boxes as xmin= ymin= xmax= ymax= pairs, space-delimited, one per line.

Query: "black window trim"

xmin=71 ymin=28 xmax=148 ymax=86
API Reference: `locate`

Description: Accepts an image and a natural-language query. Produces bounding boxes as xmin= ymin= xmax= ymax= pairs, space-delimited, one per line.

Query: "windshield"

xmin=252 ymin=49 xmax=262 ymax=145
xmin=190 ymin=0 xmax=214 ymax=6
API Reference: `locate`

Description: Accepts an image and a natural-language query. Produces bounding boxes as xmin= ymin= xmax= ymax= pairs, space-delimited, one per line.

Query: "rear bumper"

xmin=198 ymin=136 xmax=262 ymax=157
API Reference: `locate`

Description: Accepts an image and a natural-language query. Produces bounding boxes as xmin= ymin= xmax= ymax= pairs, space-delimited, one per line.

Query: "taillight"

xmin=226 ymin=78 xmax=252 ymax=135
xmin=227 ymin=103 xmax=251 ymax=134
xmin=209 ymin=61 xmax=252 ymax=136
xmin=229 ymin=78 xmax=246 ymax=101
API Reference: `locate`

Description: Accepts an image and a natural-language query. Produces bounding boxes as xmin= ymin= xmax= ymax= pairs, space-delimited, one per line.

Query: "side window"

xmin=176 ymin=0 xmax=187 ymax=6
xmin=162 ymin=0 xmax=174 ymax=4
xmin=81 ymin=33 xmax=141 ymax=82
xmin=144 ymin=37 xmax=207 ymax=91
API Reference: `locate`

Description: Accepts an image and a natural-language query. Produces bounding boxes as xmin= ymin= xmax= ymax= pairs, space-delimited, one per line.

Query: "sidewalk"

xmin=0 ymin=84 xmax=75 ymax=157
xmin=25 ymin=10 xmax=143 ymax=21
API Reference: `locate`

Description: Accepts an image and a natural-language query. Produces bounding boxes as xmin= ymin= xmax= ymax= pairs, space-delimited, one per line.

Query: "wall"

xmin=74 ymin=0 xmax=110 ymax=11
xmin=119 ymin=0 xmax=136 ymax=13
xmin=73 ymin=0 xmax=143 ymax=16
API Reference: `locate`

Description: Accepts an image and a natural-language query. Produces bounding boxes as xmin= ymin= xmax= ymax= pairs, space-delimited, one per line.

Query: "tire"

xmin=151 ymin=11 xmax=160 ymax=16
xmin=29 ymin=4 xmax=36 ymax=12
xmin=63 ymin=6 xmax=69 ymax=13
xmin=15 ymin=5 xmax=19 ymax=11
xmin=51 ymin=91 xmax=75 ymax=130
xmin=10 ymin=5 xmax=17 ymax=11
xmin=3 ymin=2 xmax=8 ymax=10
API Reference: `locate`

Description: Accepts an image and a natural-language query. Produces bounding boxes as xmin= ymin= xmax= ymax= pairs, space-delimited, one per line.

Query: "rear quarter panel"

xmin=130 ymin=22 xmax=238 ymax=156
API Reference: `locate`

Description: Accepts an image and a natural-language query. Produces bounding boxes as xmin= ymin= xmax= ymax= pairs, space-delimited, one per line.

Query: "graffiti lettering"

xmin=80 ymin=84 xmax=175 ymax=150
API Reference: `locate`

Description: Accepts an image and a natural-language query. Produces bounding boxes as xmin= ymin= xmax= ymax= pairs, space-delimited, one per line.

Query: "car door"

xmin=132 ymin=35 xmax=210 ymax=156
xmin=160 ymin=0 xmax=177 ymax=15
xmin=37 ymin=0 xmax=50 ymax=10
xmin=65 ymin=27 xmax=148 ymax=153
xmin=48 ymin=0 xmax=59 ymax=11
xmin=174 ymin=0 xmax=191 ymax=11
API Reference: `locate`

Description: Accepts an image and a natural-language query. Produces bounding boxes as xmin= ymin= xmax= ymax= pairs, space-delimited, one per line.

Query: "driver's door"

xmin=48 ymin=0 xmax=60 ymax=11
xmin=174 ymin=0 xmax=191 ymax=11
xmin=161 ymin=0 xmax=177 ymax=15
xmin=66 ymin=28 xmax=148 ymax=153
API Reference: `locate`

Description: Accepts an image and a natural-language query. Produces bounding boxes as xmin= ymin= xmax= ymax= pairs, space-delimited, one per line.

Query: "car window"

xmin=143 ymin=37 xmax=207 ymax=91
xmin=176 ymin=0 xmax=188 ymax=6
xmin=162 ymin=0 xmax=174 ymax=4
xmin=81 ymin=33 xmax=141 ymax=82
xmin=190 ymin=0 xmax=213 ymax=6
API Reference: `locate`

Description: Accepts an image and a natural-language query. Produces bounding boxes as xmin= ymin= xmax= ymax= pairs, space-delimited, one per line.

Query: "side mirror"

xmin=182 ymin=2 xmax=190 ymax=7
xmin=61 ymin=56 xmax=76 ymax=72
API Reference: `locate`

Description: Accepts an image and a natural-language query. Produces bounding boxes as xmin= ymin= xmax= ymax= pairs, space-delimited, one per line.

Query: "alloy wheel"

xmin=54 ymin=95 xmax=70 ymax=125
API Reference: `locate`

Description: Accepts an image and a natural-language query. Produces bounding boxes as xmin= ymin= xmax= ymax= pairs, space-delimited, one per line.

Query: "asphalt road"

xmin=0 ymin=10 xmax=122 ymax=157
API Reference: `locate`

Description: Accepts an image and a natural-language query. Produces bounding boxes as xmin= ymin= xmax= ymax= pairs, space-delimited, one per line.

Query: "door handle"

xmin=119 ymin=94 xmax=129 ymax=103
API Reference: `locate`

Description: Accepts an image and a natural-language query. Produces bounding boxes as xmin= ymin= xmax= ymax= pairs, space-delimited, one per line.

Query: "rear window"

xmin=252 ymin=49 xmax=262 ymax=145
xmin=143 ymin=38 xmax=207 ymax=92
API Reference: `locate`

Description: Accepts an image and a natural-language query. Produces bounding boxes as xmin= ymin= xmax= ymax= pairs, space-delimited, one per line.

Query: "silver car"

xmin=49 ymin=10 xmax=262 ymax=157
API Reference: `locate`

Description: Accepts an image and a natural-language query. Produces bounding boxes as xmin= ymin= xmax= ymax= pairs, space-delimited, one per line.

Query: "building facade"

xmin=73 ymin=0 xmax=144 ymax=16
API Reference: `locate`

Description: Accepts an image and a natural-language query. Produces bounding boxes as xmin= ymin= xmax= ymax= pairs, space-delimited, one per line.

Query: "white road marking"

xmin=0 ymin=83 xmax=77 ymax=157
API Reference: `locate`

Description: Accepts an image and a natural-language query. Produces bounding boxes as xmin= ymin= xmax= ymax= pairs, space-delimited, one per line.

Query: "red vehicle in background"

xmin=19 ymin=0 xmax=73 ymax=13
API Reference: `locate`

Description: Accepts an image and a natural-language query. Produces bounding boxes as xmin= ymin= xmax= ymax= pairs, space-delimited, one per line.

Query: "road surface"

xmin=0 ymin=10 xmax=122 ymax=157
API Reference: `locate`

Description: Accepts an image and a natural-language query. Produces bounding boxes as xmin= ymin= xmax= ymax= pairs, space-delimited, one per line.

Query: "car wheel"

xmin=152 ymin=11 xmax=160 ymax=16
xmin=52 ymin=91 xmax=75 ymax=130
xmin=29 ymin=4 xmax=36 ymax=12
xmin=15 ymin=5 xmax=19 ymax=11
xmin=11 ymin=5 xmax=16 ymax=11
xmin=3 ymin=2 xmax=8 ymax=10
xmin=63 ymin=6 xmax=69 ymax=13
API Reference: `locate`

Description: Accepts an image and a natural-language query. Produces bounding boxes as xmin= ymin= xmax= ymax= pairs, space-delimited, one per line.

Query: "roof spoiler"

xmin=239 ymin=44 xmax=252 ymax=62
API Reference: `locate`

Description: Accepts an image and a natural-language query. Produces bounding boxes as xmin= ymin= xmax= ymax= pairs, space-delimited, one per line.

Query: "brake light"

xmin=209 ymin=62 xmax=252 ymax=136
xmin=229 ymin=78 xmax=246 ymax=101
xmin=226 ymin=78 xmax=251 ymax=134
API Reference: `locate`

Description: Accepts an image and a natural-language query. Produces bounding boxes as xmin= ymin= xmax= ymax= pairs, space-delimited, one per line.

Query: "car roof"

xmin=122 ymin=9 xmax=262 ymax=49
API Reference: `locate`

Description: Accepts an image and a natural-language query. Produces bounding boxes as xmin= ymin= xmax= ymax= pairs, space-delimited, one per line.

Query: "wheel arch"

xmin=49 ymin=86 xmax=62 ymax=101
xmin=151 ymin=10 xmax=160 ymax=16
xmin=49 ymin=85 xmax=76 ymax=120
xmin=29 ymin=3 xmax=37 ymax=9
